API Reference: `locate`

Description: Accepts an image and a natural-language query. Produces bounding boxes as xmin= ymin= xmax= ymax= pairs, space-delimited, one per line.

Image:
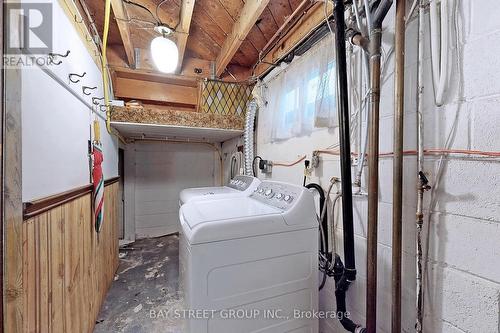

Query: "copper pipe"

xmin=392 ymin=0 xmax=406 ymax=332
xmin=316 ymin=148 xmax=500 ymax=158
xmin=272 ymin=155 xmax=306 ymax=167
xmin=364 ymin=1 xmax=393 ymax=330
xmin=366 ymin=28 xmax=382 ymax=333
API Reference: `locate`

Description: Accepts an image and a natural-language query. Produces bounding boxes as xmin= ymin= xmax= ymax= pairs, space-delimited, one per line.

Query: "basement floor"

xmin=94 ymin=234 xmax=184 ymax=333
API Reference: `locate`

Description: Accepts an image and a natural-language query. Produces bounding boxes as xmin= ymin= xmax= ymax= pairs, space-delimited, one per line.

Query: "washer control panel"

xmin=251 ymin=181 xmax=302 ymax=210
xmin=228 ymin=175 xmax=254 ymax=191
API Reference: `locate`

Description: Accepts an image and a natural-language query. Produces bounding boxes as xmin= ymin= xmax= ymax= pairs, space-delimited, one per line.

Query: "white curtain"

xmin=265 ymin=36 xmax=338 ymax=142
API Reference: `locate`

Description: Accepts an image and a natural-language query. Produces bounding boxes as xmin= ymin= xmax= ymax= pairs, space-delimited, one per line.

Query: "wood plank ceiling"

xmin=84 ymin=0 xmax=305 ymax=81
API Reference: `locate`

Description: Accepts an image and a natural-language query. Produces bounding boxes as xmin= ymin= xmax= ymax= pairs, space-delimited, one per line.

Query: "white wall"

xmin=125 ymin=141 xmax=220 ymax=239
xmin=22 ymin=0 xmax=118 ymax=201
xmin=256 ymin=2 xmax=500 ymax=332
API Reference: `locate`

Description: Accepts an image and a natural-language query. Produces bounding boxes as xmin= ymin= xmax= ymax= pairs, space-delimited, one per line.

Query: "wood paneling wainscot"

xmin=22 ymin=179 xmax=119 ymax=333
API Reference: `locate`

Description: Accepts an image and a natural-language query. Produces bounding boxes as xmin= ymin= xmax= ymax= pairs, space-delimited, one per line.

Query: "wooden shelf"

xmin=111 ymin=121 xmax=243 ymax=142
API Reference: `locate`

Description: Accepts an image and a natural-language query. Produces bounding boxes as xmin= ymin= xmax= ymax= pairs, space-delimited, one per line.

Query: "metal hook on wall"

xmin=48 ymin=50 xmax=70 ymax=65
xmin=74 ymin=14 xmax=83 ymax=24
xmin=69 ymin=72 xmax=87 ymax=83
xmin=82 ymin=86 xmax=97 ymax=95
xmin=92 ymin=97 xmax=105 ymax=105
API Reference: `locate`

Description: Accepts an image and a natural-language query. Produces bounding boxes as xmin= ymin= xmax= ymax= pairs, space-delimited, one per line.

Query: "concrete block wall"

xmin=255 ymin=1 xmax=500 ymax=332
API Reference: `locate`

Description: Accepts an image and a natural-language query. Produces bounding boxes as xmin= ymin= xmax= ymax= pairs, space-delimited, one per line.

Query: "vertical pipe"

xmin=334 ymin=0 xmax=356 ymax=282
xmin=365 ymin=2 xmax=392 ymax=331
xmin=392 ymin=0 xmax=405 ymax=332
xmin=415 ymin=0 xmax=426 ymax=332
xmin=357 ymin=51 xmax=363 ymax=169
xmin=366 ymin=29 xmax=382 ymax=333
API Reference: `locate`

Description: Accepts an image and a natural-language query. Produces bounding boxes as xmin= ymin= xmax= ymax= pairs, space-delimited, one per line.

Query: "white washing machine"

xmin=179 ymin=181 xmax=319 ymax=333
xmin=179 ymin=175 xmax=260 ymax=206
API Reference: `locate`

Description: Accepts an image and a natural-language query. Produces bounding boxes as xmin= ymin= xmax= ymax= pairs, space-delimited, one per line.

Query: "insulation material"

xmin=111 ymin=105 xmax=245 ymax=130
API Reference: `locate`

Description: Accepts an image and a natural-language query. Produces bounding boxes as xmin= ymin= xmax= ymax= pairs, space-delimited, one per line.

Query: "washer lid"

xmin=179 ymin=186 xmax=237 ymax=204
xmin=181 ymin=197 xmax=281 ymax=230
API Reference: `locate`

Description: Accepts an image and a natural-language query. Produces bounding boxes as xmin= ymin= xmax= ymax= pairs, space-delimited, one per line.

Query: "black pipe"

xmin=333 ymin=0 xmax=364 ymax=331
xmin=333 ymin=255 xmax=366 ymax=333
xmin=334 ymin=0 xmax=356 ymax=283
xmin=305 ymin=183 xmax=328 ymax=258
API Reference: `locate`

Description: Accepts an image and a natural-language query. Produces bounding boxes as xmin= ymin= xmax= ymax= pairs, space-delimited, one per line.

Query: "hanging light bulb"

xmin=151 ymin=26 xmax=178 ymax=73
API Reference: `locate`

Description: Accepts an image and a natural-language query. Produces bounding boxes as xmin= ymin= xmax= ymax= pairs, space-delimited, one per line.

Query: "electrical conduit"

xmin=429 ymin=0 xmax=450 ymax=106
xmin=101 ymin=0 xmax=112 ymax=133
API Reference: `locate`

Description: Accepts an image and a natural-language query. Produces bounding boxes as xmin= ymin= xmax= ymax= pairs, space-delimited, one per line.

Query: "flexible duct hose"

xmin=244 ymin=99 xmax=258 ymax=175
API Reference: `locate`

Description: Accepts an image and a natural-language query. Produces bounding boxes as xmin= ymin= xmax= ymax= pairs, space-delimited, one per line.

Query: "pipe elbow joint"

xmin=344 ymin=267 xmax=357 ymax=282
xmin=347 ymin=29 xmax=369 ymax=52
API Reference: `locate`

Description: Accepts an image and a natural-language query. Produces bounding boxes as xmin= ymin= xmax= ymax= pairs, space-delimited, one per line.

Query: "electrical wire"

xmin=115 ymin=16 xmax=157 ymax=27
xmin=155 ymin=0 xmax=169 ymax=23
xmin=123 ymin=0 xmax=160 ymax=25
xmin=272 ymin=155 xmax=307 ymax=167
xmin=155 ymin=0 xmax=181 ymax=30
xmin=252 ymin=155 xmax=262 ymax=177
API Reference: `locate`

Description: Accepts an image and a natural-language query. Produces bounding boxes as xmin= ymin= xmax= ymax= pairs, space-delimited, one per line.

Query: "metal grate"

xmin=199 ymin=80 xmax=253 ymax=119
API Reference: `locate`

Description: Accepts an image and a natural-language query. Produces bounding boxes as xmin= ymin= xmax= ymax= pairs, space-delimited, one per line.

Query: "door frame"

xmin=2 ymin=1 xmax=24 ymax=330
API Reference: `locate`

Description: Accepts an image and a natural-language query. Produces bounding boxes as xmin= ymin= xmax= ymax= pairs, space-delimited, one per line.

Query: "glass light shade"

xmin=150 ymin=36 xmax=178 ymax=73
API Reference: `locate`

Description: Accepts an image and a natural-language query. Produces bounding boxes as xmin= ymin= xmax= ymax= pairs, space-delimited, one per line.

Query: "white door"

xmin=133 ymin=142 xmax=218 ymax=238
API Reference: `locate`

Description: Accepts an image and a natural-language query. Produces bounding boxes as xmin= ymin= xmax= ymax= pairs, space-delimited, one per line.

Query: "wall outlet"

xmin=259 ymin=159 xmax=273 ymax=174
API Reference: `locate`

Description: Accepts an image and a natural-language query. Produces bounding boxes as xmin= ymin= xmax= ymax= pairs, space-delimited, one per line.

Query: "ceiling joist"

xmin=110 ymin=0 xmax=135 ymax=67
xmin=215 ymin=0 xmax=270 ymax=76
xmin=114 ymin=77 xmax=199 ymax=106
xmin=176 ymin=0 xmax=196 ymax=73
xmin=254 ymin=2 xmax=332 ymax=77
xmin=112 ymin=66 xmax=198 ymax=87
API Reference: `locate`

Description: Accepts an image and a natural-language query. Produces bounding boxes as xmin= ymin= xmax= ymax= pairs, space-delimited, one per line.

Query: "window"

xmin=265 ymin=36 xmax=338 ymax=142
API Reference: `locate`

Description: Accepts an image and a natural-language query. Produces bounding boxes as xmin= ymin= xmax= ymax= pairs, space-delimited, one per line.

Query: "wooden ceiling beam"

xmin=176 ymin=0 xmax=196 ymax=73
xmin=110 ymin=0 xmax=135 ymax=67
xmin=215 ymin=0 xmax=270 ymax=77
xmin=107 ymin=45 xmax=251 ymax=82
xmin=254 ymin=2 xmax=331 ymax=77
xmin=114 ymin=77 xmax=199 ymax=106
xmin=106 ymin=45 xmax=211 ymax=78
xmin=112 ymin=66 xmax=199 ymax=87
